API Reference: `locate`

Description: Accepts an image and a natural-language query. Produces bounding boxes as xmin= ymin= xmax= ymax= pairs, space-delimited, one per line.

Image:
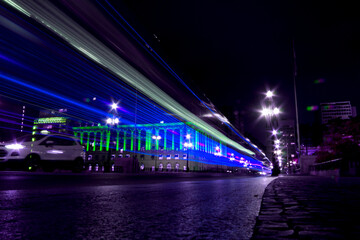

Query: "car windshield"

xmin=16 ymin=135 xmax=47 ymax=142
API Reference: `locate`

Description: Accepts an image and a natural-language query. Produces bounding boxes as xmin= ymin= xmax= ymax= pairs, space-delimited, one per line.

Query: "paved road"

xmin=0 ymin=172 xmax=274 ymax=240
xmin=252 ymin=175 xmax=360 ymax=239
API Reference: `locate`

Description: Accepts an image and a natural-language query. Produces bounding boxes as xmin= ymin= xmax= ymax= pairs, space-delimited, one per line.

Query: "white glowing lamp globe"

xmin=261 ymin=108 xmax=271 ymax=117
xmin=273 ymin=107 xmax=280 ymax=115
xmin=152 ymin=135 xmax=161 ymax=140
xmin=184 ymin=142 xmax=193 ymax=148
xmin=111 ymin=102 xmax=118 ymax=110
xmin=266 ymin=90 xmax=274 ymax=98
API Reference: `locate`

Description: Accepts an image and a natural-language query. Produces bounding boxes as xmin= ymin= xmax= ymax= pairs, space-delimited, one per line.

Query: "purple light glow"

xmin=314 ymin=78 xmax=325 ymax=84
xmin=306 ymin=105 xmax=319 ymax=111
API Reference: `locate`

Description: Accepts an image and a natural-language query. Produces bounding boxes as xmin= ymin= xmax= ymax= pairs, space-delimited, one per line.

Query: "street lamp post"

xmin=293 ymin=40 xmax=301 ymax=167
xmin=105 ymin=117 xmax=119 ymax=172
xmin=184 ymin=134 xmax=192 ymax=172
xmin=152 ymin=135 xmax=161 ymax=171
xmin=104 ymin=102 xmax=119 ymax=173
xmin=260 ymin=90 xmax=281 ymax=176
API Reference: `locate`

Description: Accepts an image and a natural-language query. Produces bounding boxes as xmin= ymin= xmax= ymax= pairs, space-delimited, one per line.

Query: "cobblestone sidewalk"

xmin=252 ymin=176 xmax=360 ymax=239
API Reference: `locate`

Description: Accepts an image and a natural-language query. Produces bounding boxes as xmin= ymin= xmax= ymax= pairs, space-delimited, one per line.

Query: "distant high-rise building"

xmin=320 ymin=101 xmax=357 ymax=124
xmin=33 ymin=108 xmax=75 ymax=135
xmin=278 ymin=119 xmax=297 ymax=161
xmin=0 ymin=97 xmax=38 ymax=141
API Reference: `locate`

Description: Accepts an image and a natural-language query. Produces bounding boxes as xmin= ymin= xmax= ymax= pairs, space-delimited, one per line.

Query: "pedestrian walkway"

xmin=252 ymin=175 xmax=360 ymax=239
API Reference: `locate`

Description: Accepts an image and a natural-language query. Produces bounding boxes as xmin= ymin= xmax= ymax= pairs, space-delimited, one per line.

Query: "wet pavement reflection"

xmin=0 ymin=174 xmax=274 ymax=239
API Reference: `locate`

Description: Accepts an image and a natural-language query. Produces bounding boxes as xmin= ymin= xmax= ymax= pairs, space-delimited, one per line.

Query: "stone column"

xmin=116 ymin=131 xmax=120 ymax=151
xmin=195 ymin=131 xmax=199 ymax=150
xmin=80 ymin=132 xmax=84 ymax=145
xmin=163 ymin=129 xmax=167 ymax=150
xmin=138 ymin=130 xmax=142 ymax=151
xmin=93 ymin=132 xmax=97 ymax=152
xmin=86 ymin=132 xmax=90 ymax=152
xmin=123 ymin=130 xmax=127 ymax=151
xmin=172 ymin=131 xmax=175 ymax=151
xmin=106 ymin=131 xmax=110 ymax=151
xmin=179 ymin=128 xmax=183 ymax=150
xmin=145 ymin=130 xmax=151 ymax=150
xmin=155 ymin=129 xmax=160 ymax=150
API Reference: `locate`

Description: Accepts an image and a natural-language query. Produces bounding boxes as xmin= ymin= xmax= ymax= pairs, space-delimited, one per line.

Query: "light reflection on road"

xmin=0 ymin=176 xmax=275 ymax=239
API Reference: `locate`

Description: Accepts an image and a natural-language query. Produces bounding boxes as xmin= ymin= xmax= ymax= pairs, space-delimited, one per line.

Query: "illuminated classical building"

xmin=73 ymin=122 xmax=268 ymax=173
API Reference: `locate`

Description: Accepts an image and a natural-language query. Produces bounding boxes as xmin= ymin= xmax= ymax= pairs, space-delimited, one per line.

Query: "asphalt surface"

xmin=0 ymin=171 xmax=274 ymax=240
xmin=252 ymin=175 xmax=360 ymax=239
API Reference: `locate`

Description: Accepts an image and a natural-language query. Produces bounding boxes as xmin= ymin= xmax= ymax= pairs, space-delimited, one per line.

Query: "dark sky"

xmin=2 ymin=0 xmax=360 ymax=147
xmin=111 ymin=0 xmax=360 ymax=129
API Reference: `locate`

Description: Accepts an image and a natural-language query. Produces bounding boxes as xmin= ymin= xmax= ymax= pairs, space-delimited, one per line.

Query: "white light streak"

xmin=4 ymin=0 xmax=255 ymax=156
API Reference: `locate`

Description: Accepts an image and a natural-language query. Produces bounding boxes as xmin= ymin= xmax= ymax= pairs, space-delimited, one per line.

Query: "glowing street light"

xmin=214 ymin=146 xmax=221 ymax=156
xmin=184 ymin=134 xmax=193 ymax=172
xmin=273 ymin=107 xmax=280 ymax=115
xmin=261 ymin=107 xmax=280 ymax=117
xmin=152 ymin=135 xmax=162 ymax=171
xmin=152 ymin=135 xmax=162 ymax=140
xmin=110 ymin=102 xmax=118 ymax=110
xmin=106 ymin=117 xmax=119 ymax=125
xmin=105 ymin=102 xmax=120 ymax=172
xmin=184 ymin=142 xmax=193 ymax=148
xmin=266 ymin=90 xmax=274 ymax=98
xmin=261 ymin=108 xmax=272 ymax=117
xmin=260 ymin=88 xmax=281 ymax=176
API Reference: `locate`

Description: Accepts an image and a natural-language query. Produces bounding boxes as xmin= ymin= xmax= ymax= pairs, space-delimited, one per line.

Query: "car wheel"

xmin=72 ymin=157 xmax=83 ymax=173
xmin=25 ymin=155 xmax=39 ymax=172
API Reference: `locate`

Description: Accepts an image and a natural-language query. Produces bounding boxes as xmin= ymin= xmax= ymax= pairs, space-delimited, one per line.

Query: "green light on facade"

xmin=106 ymin=132 xmax=110 ymax=151
xmin=130 ymin=131 xmax=134 ymax=151
xmin=138 ymin=136 xmax=141 ymax=151
xmin=34 ymin=117 xmax=67 ymax=124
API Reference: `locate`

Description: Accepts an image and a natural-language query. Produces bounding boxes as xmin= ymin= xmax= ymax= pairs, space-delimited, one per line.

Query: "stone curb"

xmin=251 ymin=176 xmax=360 ymax=239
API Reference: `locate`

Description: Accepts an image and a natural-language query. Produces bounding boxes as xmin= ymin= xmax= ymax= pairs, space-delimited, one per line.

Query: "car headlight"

xmin=5 ymin=144 xmax=25 ymax=150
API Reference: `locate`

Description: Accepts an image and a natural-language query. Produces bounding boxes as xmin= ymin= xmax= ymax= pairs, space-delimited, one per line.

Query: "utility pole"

xmin=293 ymin=40 xmax=301 ymax=162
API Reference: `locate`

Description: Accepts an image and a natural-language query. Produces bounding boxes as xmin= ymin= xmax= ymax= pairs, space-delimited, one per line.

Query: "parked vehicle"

xmin=0 ymin=134 xmax=85 ymax=172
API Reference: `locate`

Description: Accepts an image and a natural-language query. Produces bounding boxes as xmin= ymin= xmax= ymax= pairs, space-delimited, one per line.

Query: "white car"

xmin=0 ymin=134 xmax=85 ymax=172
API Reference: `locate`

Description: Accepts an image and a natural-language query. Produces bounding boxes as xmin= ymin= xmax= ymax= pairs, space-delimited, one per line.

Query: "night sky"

xmin=113 ymin=0 xmax=360 ymax=129
xmin=1 ymin=0 xmax=360 ymax=147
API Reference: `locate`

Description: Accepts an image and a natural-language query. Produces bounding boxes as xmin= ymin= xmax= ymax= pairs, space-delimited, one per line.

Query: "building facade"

xmin=72 ymin=122 xmax=268 ymax=173
xmin=277 ymin=119 xmax=297 ymax=169
xmin=320 ymin=101 xmax=357 ymax=124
